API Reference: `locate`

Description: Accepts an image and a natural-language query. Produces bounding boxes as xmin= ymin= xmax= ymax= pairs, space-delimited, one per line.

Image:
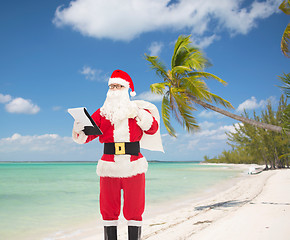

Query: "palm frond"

xmin=279 ymin=0 xmax=290 ymax=15
xmin=204 ymin=91 xmax=234 ymax=109
xmin=187 ymin=72 xmax=228 ymax=86
xmin=182 ymin=77 xmax=210 ymax=101
xmin=171 ymin=35 xmax=209 ymax=71
xmin=171 ymin=66 xmax=192 ymax=76
xmin=144 ymin=54 xmax=169 ymax=80
xmin=144 ymin=34 xmax=235 ymax=136
xmin=186 ymin=50 xmax=209 ymax=71
xmin=278 ymin=73 xmax=290 ymax=98
xmin=170 ymin=88 xmax=199 ymax=132
xmin=162 ymin=95 xmax=176 ymax=137
xmin=150 ymin=82 xmax=168 ymax=95
xmin=171 ymin=35 xmax=192 ymax=68
xmin=281 ymin=23 xmax=290 ymax=58
xmin=168 ymin=88 xmax=183 ymax=125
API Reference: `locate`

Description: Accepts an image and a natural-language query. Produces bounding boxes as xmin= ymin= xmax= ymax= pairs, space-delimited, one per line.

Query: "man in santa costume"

xmin=72 ymin=70 xmax=163 ymax=240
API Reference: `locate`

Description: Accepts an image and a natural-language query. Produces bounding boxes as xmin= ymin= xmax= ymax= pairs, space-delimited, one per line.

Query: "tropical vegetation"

xmin=278 ymin=73 xmax=290 ymax=132
xmin=145 ymin=35 xmax=285 ymax=137
xmin=204 ymin=95 xmax=289 ymax=169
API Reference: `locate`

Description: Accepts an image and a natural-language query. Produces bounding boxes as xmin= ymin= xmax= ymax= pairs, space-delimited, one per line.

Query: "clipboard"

xmin=68 ymin=107 xmax=103 ymax=136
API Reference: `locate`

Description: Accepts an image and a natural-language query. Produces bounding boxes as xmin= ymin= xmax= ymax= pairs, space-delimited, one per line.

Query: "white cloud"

xmin=148 ymin=41 xmax=164 ymax=56
xmin=198 ymin=110 xmax=224 ymax=119
xmin=0 ymin=93 xmax=12 ymax=103
xmin=237 ymin=96 xmax=260 ymax=112
xmin=0 ymin=133 xmax=63 ymax=152
xmin=191 ymin=34 xmax=221 ymax=49
xmin=207 ymin=124 xmax=237 ymax=140
xmin=135 ymin=90 xmax=163 ymax=102
xmin=236 ymin=96 xmax=276 ymax=112
xmin=80 ymin=66 xmax=109 ymax=81
xmin=199 ymin=121 xmax=215 ymax=129
xmin=5 ymin=97 xmax=40 ymax=114
xmin=52 ymin=106 xmax=62 ymax=111
xmin=53 ymin=0 xmax=280 ymax=43
xmin=80 ymin=66 xmax=96 ymax=80
xmin=159 ymin=122 xmax=239 ymax=160
xmin=0 ymin=133 xmax=103 ymax=161
xmin=0 ymin=133 xmax=106 ymax=162
xmin=0 ymin=133 xmax=82 ymax=154
xmin=1 ymin=93 xmax=40 ymax=115
xmin=190 ymin=123 xmax=238 ymax=144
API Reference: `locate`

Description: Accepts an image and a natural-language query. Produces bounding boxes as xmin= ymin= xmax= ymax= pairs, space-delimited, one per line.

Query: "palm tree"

xmin=145 ymin=35 xmax=284 ymax=137
xmin=279 ymin=0 xmax=290 ymax=57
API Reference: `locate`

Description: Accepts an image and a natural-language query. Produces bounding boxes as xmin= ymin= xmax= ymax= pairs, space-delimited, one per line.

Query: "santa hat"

xmin=108 ymin=69 xmax=136 ymax=97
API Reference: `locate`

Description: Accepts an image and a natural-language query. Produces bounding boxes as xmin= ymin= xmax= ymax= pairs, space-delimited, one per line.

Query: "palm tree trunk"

xmin=188 ymin=95 xmax=286 ymax=134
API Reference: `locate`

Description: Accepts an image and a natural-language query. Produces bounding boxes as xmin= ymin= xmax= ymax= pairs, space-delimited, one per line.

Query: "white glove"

xmin=128 ymin=108 xmax=139 ymax=119
xmin=73 ymin=121 xmax=85 ymax=132
xmin=72 ymin=121 xmax=88 ymax=144
xmin=136 ymin=109 xmax=153 ymax=131
xmin=127 ymin=102 xmax=139 ymax=119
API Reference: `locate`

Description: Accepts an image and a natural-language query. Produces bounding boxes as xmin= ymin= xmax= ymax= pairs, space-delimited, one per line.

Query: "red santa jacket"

xmin=85 ymin=108 xmax=158 ymax=178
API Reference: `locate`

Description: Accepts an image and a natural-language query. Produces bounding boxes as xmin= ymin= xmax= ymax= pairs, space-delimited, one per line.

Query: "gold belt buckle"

xmin=115 ymin=142 xmax=125 ymax=155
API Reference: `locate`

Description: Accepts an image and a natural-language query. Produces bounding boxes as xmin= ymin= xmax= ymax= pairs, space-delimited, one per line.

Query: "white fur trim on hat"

xmin=108 ymin=78 xmax=130 ymax=88
xmin=130 ymin=91 xmax=136 ymax=97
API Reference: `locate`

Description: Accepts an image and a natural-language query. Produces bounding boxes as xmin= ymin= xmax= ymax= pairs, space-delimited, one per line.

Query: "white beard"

xmin=100 ymin=88 xmax=136 ymax=125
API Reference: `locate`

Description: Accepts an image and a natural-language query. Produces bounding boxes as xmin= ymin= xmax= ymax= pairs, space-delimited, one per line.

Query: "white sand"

xmin=192 ymin=169 xmax=290 ymax=240
xmin=55 ymin=167 xmax=290 ymax=240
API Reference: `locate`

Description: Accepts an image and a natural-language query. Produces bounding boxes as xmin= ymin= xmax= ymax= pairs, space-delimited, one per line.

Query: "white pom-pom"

xmin=130 ymin=91 xmax=136 ymax=97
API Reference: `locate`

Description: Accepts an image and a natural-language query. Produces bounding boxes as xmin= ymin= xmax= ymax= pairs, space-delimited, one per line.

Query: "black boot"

xmin=128 ymin=226 xmax=141 ymax=240
xmin=104 ymin=226 xmax=117 ymax=240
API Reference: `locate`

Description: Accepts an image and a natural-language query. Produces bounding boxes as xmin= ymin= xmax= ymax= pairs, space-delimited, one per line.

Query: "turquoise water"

xmin=0 ymin=162 xmax=242 ymax=240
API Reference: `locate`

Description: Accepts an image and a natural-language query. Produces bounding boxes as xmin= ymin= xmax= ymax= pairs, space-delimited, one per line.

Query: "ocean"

xmin=0 ymin=162 xmax=244 ymax=240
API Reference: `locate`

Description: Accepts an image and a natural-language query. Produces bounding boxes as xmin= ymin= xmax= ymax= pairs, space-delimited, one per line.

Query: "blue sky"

xmin=0 ymin=0 xmax=289 ymax=162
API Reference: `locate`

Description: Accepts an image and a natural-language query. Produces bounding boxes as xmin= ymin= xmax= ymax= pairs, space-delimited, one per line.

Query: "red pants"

xmin=100 ymin=173 xmax=145 ymax=226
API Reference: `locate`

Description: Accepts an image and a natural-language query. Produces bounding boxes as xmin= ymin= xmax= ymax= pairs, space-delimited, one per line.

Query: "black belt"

xmin=104 ymin=142 xmax=140 ymax=156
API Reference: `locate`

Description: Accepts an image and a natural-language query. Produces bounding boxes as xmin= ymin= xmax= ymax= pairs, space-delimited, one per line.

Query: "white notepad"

xmin=68 ymin=107 xmax=103 ymax=135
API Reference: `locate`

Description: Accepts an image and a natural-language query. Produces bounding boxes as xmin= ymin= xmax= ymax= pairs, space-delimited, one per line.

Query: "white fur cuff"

xmin=136 ymin=109 xmax=153 ymax=131
xmin=128 ymin=220 xmax=142 ymax=226
xmin=103 ymin=220 xmax=118 ymax=226
xmin=72 ymin=130 xmax=88 ymax=144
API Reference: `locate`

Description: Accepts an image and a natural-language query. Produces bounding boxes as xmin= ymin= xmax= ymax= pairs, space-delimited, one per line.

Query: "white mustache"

xmin=107 ymin=89 xmax=128 ymax=98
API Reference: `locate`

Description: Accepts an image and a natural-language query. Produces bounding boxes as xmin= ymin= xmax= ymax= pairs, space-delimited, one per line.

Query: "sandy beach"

xmin=69 ymin=166 xmax=289 ymax=240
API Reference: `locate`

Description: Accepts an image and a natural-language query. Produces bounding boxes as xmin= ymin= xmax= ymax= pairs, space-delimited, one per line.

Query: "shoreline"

xmin=1 ymin=161 xmax=246 ymax=240
xmin=144 ymin=163 xmax=250 ymax=219
xmin=39 ymin=164 xmax=290 ymax=240
xmin=140 ymin=168 xmax=289 ymax=240
xmin=74 ymin=167 xmax=289 ymax=240
xmin=43 ymin=163 xmax=256 ymax=240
